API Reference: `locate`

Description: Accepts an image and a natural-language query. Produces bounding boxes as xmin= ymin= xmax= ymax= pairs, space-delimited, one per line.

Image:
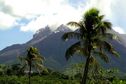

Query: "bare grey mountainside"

xmin=0 ymin=25 xmax=126 ymax=72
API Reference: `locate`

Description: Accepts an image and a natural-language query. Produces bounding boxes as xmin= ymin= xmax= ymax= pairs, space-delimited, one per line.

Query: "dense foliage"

xmin=0 ymin=70 xmax=125 ymax=84
xmin=0 ymin=75 xmax=79 ymax=84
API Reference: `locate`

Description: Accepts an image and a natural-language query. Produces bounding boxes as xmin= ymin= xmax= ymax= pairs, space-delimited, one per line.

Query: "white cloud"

xmin=113 ymin=27 xmax=125 ymax=34
xmin=5 ymin=0 xmax=41 ymax=16
xmin=0 ymin=0 xmax=83 ymax=31
xmin=19 ymin=0 xmax=126 ymax=33
xmin=0 ymin=0 xmax=126 ymax=33
xmin=0 ymin=12 xmax=16 ymax=30
xmin=4 ymin=0 xmax=68 ymax=17
xmin=19 ymin=0 xmax=82 ymax=32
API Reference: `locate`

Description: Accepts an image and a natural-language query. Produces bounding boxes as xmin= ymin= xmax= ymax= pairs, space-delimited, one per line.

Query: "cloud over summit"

xmin=0 ymin=0 xmax=126 ymax=33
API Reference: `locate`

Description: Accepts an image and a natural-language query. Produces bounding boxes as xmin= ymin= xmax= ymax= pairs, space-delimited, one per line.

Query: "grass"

xmin=0 ymin=75 xmax=126 ymax=84
xmin=0 ymin=75 xmax=80 ymax=84
xmin=0 ymin=72 xmax=126 ymax=84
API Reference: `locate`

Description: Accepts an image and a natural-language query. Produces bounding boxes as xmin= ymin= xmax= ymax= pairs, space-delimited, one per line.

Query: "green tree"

xmin=0 ymin=64 xmax=7 ymax=75
xmin=63 ymin=62 xmax=84 ymax=79
xmin=62 ymin=8 xmax=119 ymax=84
xmin=20 ymin=46 xmax=45 ymax=84
xmin=11 ymin=63 xmax=25 ymax=76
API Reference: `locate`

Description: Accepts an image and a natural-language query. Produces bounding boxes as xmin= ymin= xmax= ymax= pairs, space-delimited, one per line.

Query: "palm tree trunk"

xmin=81 ymin=38 xmax=91 ymax=84
xmin=28 ymin=63 xmax=31 ymax=84
xmin=81 ymin=53 xmax=91 ymax=84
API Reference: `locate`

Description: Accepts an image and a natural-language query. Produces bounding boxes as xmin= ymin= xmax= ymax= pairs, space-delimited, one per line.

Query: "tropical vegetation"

xmin=62 ymin=8 xmax=119 ymax=84
xmin=19 ymin=46 xmax=45 ymax=84
xmin=0 ymin=8 xmax=125 ymax=84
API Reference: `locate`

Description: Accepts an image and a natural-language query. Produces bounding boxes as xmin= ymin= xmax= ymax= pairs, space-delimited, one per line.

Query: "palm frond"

xmin=103 ymin=33 xmax=119 ymax=41
xmin=89 ymin=56 xmax=97 ymax=64
xmin=102 ymin=21 xmax=112 ymax=30
xmin=89 ymin=56 xmax=100 ymax=73
xmin=94 ymin=21 xmax=112 ymax=35
xmin=67 ymin=22 xmax=81 ymax=27
xmin=111 ymin=50 xmax=120 ymax=57
xmin=104 ymin=33 xmax=114 ymax=40
xmin=32 ymin=57 xmax=43 ymax=63
xmin=35 ymin=63 xmax=44 ymax=71
xmin=99 ymin=15 xmax=104 ymax=21
xmin=65 ymin=41 xmax=81 ymax=60
xmin=93 ymin=33 xmax=114 ymax=42
xmin=19 ymin=63 xmax=27 ymax=72
xmin=93 ymin=51 xmax=109 ymax=63
xmin=32 ymin=62 xmax=44 ymax=75
xmin=18 ymin=56 xmax=28 ymax=65
xmin=103 ymin=41 xmax=119 ymax=57
xmin=19 ymin=46 xmax=45 ymax=74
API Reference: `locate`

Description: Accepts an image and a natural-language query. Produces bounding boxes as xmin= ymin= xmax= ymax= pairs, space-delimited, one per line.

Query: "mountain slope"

xmin=0 ymin=25 xmax=126 ymax=72
xmin=0 ymin=25 xmax=74 ymax=70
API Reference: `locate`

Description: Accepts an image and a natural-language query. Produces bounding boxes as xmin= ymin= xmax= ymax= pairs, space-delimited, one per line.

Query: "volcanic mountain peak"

xmin=33 ymin=25 xmax=52 ymax=38
xmin=1 ymin=25 xmax=126 ymax=72
xmin=54 ymin=24 xmax=72 ymax=33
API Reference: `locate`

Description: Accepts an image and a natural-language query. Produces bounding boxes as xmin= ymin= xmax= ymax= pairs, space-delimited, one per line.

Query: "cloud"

xmin=0 ymin=12 xmax=16 ymax=30
xmin=0 ymin=0 xmax=17 ymax=30
xmin=0 ymin=0 xmax=13 ymax=14
xmin=0 ymin=0 xmax=126 ymax=34
xmin=19 ymin=0 xmax=82 ymax=32
xmin=5 ymin=0 xmax=44 ymax=17
xmin=113 ymin=27 xmax=125 ymax=34
xmin=110 ymin=0 xmax=126 ymax=30
xmin=0 ymin=0 xmax=83 ymax=31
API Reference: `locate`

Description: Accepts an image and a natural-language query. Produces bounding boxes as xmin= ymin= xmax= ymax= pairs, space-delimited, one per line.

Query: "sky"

xmin=0 ymin=0 xmax=126 ymax=50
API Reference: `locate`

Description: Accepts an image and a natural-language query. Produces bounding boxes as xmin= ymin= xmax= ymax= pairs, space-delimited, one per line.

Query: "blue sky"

xmin=0 ymin=28 xmax=33 ymax=50
xmin=0 ymin=0 xmax=126 ymax=50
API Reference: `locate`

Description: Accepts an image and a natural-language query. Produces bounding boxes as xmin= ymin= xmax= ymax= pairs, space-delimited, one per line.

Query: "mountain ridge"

xmin=0 ymin=25 xmax=126 ymax=72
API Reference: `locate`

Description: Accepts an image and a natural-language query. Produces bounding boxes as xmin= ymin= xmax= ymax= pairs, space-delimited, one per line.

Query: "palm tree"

xmin=62 ymin=8 xmax=119 ymax=84
xmin=19 ymin=46 xmax=45 ymax=84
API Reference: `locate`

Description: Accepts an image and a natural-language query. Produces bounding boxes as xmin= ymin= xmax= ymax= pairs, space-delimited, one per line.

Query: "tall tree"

xmin=62 ymin=8 xmax=119 ymax=84
xmin=19 ymin=46 xmax=44 ymax=84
